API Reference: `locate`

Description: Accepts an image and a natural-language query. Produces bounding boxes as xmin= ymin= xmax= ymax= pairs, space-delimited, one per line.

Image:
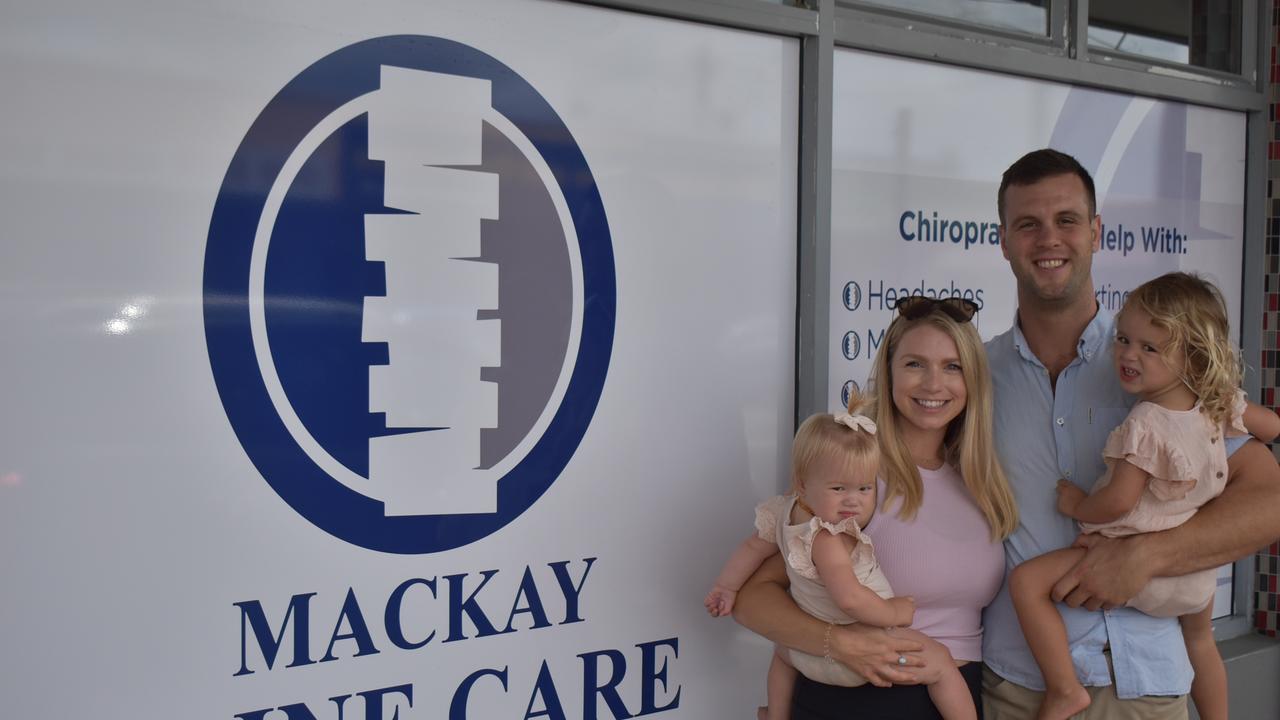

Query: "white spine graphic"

xmin=363 ymin=66 xmax=500 ymax=516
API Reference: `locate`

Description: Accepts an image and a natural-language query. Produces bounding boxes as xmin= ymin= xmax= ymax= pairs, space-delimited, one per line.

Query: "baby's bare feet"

xmin=1035 ymin=685 xmax=1090 ymax=720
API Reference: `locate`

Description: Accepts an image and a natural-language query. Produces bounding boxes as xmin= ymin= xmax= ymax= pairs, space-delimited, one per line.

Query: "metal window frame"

xmin=569 ymin=0 xmax=1269 ymax=639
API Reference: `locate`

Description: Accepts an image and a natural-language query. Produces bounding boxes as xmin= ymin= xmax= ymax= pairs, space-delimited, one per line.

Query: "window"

xmin=1089 ymin=0 xmax=1242 ymax=74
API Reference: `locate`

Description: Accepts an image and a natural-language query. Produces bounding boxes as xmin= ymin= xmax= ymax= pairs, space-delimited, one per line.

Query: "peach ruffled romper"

xmin=754 ymin=494 xmax=894 ymax=686
xmin=1078 ymin=391 xmax=1248 ymax=616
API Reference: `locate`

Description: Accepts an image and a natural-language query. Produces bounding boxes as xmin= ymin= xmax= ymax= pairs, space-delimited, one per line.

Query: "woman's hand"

xmin=827 ymin=624 xmax=926 ymax=687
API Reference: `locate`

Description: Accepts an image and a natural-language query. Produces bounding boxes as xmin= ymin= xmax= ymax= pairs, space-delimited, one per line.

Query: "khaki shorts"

xmin=982 ymin=659 xmax=1187 ymax=720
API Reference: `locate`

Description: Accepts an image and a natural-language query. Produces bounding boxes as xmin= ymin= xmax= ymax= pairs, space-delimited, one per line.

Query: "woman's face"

xmin=890 ymin=323 xmax=968 ymax=438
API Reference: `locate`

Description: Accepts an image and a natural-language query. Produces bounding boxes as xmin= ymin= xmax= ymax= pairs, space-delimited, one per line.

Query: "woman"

xmin=735 ymin=296 xmax=1019 ymax=719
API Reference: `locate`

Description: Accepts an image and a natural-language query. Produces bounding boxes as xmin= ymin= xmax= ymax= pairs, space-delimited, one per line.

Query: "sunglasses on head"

xmin=891 ymin=296 xmax=980 ymax=323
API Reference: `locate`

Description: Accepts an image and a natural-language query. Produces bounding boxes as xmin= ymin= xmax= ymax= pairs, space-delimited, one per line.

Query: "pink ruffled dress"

xmin=754 ymin=494 xmax=894 ymax=686
xmin=1078 ymin=390 xmax=1248 ymax=616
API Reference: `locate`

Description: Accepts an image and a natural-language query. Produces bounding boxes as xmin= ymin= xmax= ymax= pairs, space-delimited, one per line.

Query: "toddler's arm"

xmin=705 ymin=534 xmax=778 ymax=617
xmin=1242 ymin=400 xmax=1280 ymax=443
xmin=811 ymin=529 xmax=914 ymax=627
xmin=1056 ymin=459 xmax=1149 ymax=524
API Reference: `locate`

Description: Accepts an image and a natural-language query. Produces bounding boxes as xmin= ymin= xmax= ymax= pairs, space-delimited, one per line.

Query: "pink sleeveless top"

xmin=863 ymin=463 xmax=1004 ymax=662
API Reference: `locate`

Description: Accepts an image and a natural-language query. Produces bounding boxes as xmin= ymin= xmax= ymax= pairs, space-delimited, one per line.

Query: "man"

xmin=735 ymin=148 xmax=1280 ymax=718
xmin=980 ymin=150 xmax=1280 ymax=716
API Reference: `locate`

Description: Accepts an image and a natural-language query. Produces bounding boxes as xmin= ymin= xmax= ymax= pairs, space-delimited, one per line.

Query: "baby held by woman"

xmin=704 ymin=390 xmax=976 ymax=720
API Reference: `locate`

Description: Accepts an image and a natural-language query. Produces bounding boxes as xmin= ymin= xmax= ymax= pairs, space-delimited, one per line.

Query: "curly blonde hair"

xmin=789 ymin=389 xmax=880 ymax=496
xmin=1120 ymin=272 xmax=1240 ymax=425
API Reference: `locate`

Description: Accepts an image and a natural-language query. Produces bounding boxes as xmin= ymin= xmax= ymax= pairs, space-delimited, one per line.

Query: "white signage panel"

xmin=829 ymin=49 xmax=1246 ymax=618
xmin=830 ymin=49 xmax=1245 ymax=400
xmin=0 ymin=2 xmax=798 ymax=717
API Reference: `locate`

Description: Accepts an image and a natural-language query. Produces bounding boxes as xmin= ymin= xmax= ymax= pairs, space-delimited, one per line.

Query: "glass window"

xmin=840 ymin=0 xmax=1048 ymax=36
xmin=1089 ymin=0 xmax=1241 ymax=74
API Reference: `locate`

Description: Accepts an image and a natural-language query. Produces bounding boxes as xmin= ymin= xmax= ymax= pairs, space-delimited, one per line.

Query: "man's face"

xmin=998 ymin=173 xmax=1100 ymax=307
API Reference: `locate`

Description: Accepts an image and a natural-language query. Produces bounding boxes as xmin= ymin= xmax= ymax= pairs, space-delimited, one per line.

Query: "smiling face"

xmin=798 ymin=451 xmax=877 ymax=529
xmin=1114 ymin=306 xmax=1192 ymax=407
xmin=890 ymin=324 xmax=968 ymax=442
xmin=999 ymin=172 xmax=1101 ymax=309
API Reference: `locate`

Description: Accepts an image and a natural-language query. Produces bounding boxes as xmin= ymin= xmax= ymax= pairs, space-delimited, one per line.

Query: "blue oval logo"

xmin=204 ymin=36 xmax=615 ymax=554
xmin=842 ymin=330 xmax=861 ymax=360
xmin=842 ymin=281 xmax=861 ymax=311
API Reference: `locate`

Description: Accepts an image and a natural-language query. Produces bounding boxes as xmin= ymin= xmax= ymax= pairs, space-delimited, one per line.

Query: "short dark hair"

xmin=998 ymin=148 xmax=1096 ymax=224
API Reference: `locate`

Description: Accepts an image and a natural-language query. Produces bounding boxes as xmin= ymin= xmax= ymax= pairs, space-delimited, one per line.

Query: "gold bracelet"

xmin=822 ymin=622 xmax=835 ymax=664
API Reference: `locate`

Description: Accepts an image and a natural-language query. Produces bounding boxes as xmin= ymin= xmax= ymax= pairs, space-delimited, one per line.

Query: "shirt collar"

xmin=1010 ymin=304 xmax=1112 ymax=367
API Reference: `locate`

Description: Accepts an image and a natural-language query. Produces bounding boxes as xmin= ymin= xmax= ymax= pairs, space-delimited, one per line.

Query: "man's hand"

xmin=1055 ymin=479 xmax=1086 ymax=517
xmin=828 ymin=624 xmax=926 ymax=687
xmin=1051 ymin=533 xmax=1153 ymax=610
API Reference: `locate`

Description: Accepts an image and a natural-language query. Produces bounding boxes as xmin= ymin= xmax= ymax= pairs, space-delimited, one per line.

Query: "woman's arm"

xmin=811 ymin=531 xmax=914 ymax=627
xmin=733 ymin=553 xmax=927 ymax=687
xmin=704 ymin=534 xmax=779 ymax=617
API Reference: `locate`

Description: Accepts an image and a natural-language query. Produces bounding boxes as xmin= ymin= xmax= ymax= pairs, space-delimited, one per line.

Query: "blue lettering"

xmin=504 ymin=567 xmax=552 ymax=633
xmin=867 ymin=279 xmax=884 ymax=309
xmin=523 ymin=661 xmax=567 ymax=720
xmin=636 ymin=638 xmax=680 ymax=716
xmin=580 ymin=649 xmax=632 ymax=720
xmin=445 ymin=569 xmax=510 ymax=642
xmin=356 ymin=684 xmax=413 ymax=720
xmin=385 ymin=578 xmax=437 ymax=650
xmin=235 ymin=593 xmax=317 ymax=676
xmin=1141 ymin=225 xmax=1159 ymax=252
xmin=450 ymin=667 xmax=509 ymax=720
xmin=866 ymin=327 xmax=886 ymax=355
xmin=234 ymin=695 xmax=353 ymax=720
xmin=899 ymin=210 xmax=915 ymax=241
xmin=549 ymin=557 xmax=595 ymax=624
xmin=321 ymin=588 xmax=379 ymax=663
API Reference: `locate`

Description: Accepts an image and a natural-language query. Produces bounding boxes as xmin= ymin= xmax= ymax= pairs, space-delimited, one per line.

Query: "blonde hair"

xmin=1119 ymin=272 xmax=1240 ymax=426
xmin=867 ymin=310 xmax=1019 ymax=540
xmin=789 ymin=390 xmax=880 ymax=495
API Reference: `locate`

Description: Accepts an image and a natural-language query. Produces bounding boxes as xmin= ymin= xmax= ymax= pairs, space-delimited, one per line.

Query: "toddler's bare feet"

xmin=756 ymin=705 xmax=767 ymax=720
xmin=1035 ymin=684 xmax=1090 ymax=720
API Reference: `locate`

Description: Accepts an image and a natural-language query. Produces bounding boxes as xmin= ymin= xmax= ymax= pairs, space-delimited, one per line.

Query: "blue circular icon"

xmin=843 ymin=281 xmax=862 ymax=311
xmin=842 ymin=330 xmax=861 ymax=360
xmin=204 ymin=36 xmax=615 ymax=554
xmin=841 ymin=380 xmax=860 ymax=408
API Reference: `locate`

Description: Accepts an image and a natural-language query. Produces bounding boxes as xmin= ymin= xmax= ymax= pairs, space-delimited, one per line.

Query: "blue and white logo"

xmin=204 ymin=37 xmax=615 ymax=554
xmin=841 ymin=330 xmax=861 ymax=361
xmin=842 ymin=281 xmax=861 ymax=312
xmin=840 ymin=380 xmax=860 ymax=408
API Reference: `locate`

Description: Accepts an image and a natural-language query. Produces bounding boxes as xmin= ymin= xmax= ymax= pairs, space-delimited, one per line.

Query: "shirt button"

xmin=1211 ymin=437 xmax=1218 ymax=444
xmin=1056 ymin=417 xmax=1065 ymax=426
xmin=1217 ymin=471 xmax=1224 ymax=479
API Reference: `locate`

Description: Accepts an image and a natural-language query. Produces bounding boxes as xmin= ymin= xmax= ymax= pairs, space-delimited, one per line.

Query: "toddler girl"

xmin=1009 ymin=272 xmax=1280 ymax=720
xmin=704 ymin=390 xmax=976 ymax=720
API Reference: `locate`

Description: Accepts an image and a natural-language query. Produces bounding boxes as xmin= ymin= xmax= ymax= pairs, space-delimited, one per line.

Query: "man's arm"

xmin=1053 ymin=439 xmax=1280 ymax=609
xmin=732 ymin=553 xmax=927 ymax=686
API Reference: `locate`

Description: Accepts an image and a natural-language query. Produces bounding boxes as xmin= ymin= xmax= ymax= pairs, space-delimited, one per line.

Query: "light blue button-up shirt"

xmin=982 ymin=308 xmax=1245 ymax=698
